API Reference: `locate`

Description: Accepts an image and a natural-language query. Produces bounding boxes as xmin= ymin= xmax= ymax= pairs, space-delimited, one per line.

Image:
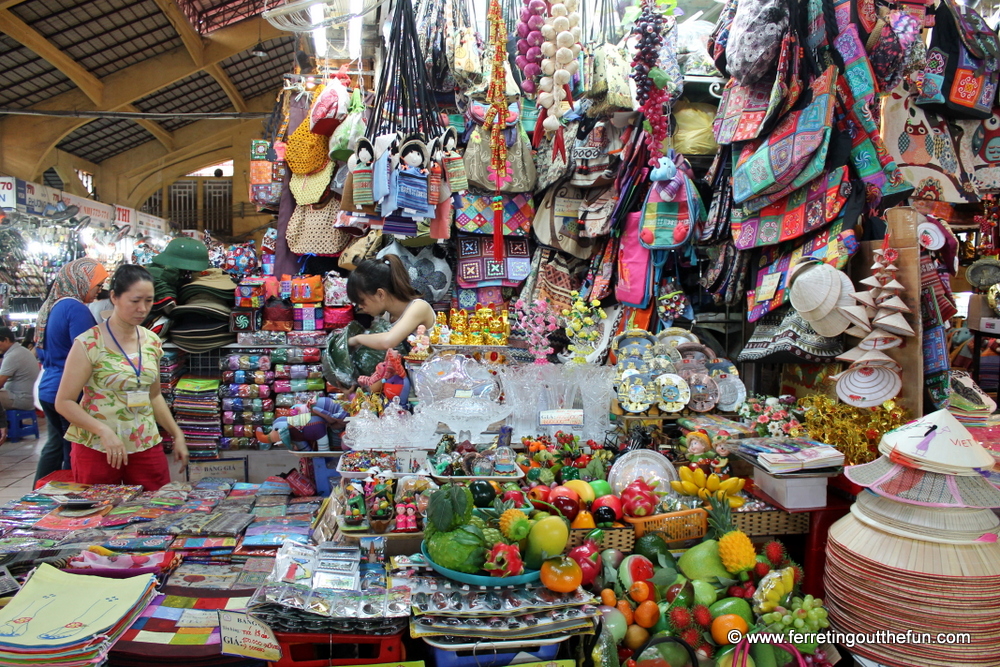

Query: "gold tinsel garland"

xmin=797 ymin=395 xmax=910 ymax=466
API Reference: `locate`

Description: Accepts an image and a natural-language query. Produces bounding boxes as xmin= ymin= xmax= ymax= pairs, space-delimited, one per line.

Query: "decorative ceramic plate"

xmin=656 ymin=373 xmax=691 ymax=412
xmin=613 ymin=355 xmax=651 ymax=388
xmin=618 ymin=374 xmax=653 ymax=413
xmin=715 ymin=374 xmax=747 ymax=413
xmin=652 ymin=344 xmax=684 ymax=364
xmin=686 ymin=373 xmax=720 ymax=412
xmin=706 ymin=358 xmax=739 ymax=378
xmin=612 ymin=329 xmax=658 ymax=357
xmin=648 ymin=356 xmax=677 ymax=375
xmin=658 ymin=327 xmax=699 ymax=345
xmin=676 ymin=342 xmax=715 ymax=364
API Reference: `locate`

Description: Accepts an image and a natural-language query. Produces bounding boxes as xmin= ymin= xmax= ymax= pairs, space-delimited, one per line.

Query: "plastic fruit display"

xmin=540 ymin=555 xmax=583 ymax=592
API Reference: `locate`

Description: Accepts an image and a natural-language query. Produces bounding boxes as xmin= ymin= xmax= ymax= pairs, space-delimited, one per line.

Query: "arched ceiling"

xmin=0 ymin=0 xmax=295 ymax=164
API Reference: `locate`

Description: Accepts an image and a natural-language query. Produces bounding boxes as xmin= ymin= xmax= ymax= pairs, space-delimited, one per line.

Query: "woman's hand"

xmin=172 ymin=434 xmax=189 ymax=471
xmin=100 ymin=427 xmax=128 ymax=469
xmin=347 ymin=335 xmax=358 ymax=348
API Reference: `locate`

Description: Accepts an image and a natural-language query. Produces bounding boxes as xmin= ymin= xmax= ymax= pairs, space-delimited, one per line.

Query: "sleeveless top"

xmin=65 ymin=325 xmax=163 ymax=453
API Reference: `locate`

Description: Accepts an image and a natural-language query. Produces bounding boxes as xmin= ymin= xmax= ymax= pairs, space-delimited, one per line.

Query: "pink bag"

xmin=615 ymin=212 xmax=654 ymax=308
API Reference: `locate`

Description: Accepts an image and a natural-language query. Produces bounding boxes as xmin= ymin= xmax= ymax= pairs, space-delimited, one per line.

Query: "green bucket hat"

xmin=153 ymin=237 xmax=210 ymax=271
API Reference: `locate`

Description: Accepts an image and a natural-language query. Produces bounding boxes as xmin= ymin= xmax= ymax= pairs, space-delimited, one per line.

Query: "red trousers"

xmin=71 ymin=442 xmax=172 ymax=491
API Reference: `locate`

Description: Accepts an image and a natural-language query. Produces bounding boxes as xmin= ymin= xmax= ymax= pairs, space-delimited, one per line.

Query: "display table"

xmin=746 ymin=483 xmax=852 ymax=598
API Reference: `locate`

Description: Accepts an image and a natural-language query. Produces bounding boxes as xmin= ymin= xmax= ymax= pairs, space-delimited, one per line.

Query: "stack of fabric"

xmin=825 ymin=410 xmax=1000 ymax=666
xmin=172 ymin=377 xmax=222 ymax=460
xmin=0 ymin=563 xmax=157 ymax=667
xmin=159 ymin=349 xmax=187 ymax=409
xmin=169 ymin=269 xmax=237 ymax=353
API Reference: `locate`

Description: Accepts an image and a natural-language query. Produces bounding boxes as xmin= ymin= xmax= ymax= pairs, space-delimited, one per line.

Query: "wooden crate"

xmin=735 ymin=510 xmax=809 ymax=536
xmin=624 ymin=508 xmax=708 ymax=542
xmin=567 ymin=526 xmax=634 ymax=552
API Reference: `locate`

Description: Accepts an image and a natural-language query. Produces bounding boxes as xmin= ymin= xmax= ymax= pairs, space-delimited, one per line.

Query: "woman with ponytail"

xmin=346 ymin=255 xmax=436 ymax=351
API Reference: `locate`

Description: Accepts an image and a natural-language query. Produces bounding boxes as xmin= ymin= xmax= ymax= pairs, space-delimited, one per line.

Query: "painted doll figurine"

xmin=351 ymin=137 xmax=376 ymax=205
xmin=394 ymin=503 xmax=408 ymax=532
xmin=440 ymin=127 xmax=468 ymax=193
xmin=407 ymin=324 xmax=431 ymax=357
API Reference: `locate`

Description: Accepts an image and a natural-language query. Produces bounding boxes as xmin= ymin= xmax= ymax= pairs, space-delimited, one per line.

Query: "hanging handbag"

xmin=733 ymin=65 xmax=838 ymax=205
xmin=455 ymin=192 xmax=534 ymax=236
xmin=533 ymin=183 xmax=599 ymax=260
xmin=337 ymin=229 xmax=386 ymax=271
xmin=581 ymin=235 xmax=618 ymax=302
xmin=463 ymin=104 xmax=537 ymax=193
xmin=725 ymin=0 xmax=789 ymax=86
xmin=286 ymin=199 xmax=351 ymax=256
xmin=615 ymin=211 xmax=655 ymax=309
xmin=638 ymin=154 xmax=704 ymax=251
xmin=285 ymin=116 xmax=329 ymax=176
xmin=916 ymin=0 xmax=1000 ymax=121
xmin=456 ymin=234 xmax=531 ymax=288
xmin=534 ymin=120 xmax=578 ymax=190
xmin=534 ymin=248 xmax=590 ymax=316
xmin=731 ymin=166 xmax=851 ymax=249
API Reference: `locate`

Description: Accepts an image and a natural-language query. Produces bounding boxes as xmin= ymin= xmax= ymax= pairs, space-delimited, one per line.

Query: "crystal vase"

xmin=498 ymin=364 xmax=543 ymax=442
xmin=577 ymin=366 xmax=615 ymax=444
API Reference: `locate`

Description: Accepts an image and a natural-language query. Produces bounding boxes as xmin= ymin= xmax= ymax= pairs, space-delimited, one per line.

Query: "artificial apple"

xmin=591 ymin=495 xmax=623 ymax=521
xmin=550 ymin=485 xmax=580 ymax=503
xmin=502 ymin=489 xmax=527 ymax=506
xmin=551 ymin=495 xmax=580 ymax=522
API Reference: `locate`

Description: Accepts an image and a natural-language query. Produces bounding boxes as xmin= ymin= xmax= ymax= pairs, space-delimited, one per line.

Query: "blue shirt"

xmin=37 ymin=299 xmax=97 ymax=404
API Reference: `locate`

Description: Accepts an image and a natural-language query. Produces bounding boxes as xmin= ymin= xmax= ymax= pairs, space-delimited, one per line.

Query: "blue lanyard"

xmin=105 ymin=322 xmax=143 ymax=385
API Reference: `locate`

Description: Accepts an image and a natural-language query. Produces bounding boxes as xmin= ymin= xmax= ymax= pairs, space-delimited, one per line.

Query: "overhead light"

xmin=251 ymin=42 xmax=268 ymax=58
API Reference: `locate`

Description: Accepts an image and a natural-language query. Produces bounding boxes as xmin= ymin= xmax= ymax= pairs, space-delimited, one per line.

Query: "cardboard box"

xmin=754 ymin=469 xmax=828 ymax=509
xmin=968 ymin=295 xmax=991 ymax=329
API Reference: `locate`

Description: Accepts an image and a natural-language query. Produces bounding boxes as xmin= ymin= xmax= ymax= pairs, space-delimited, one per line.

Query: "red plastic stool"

xmin=269 ymin=631 xmax=403 ymax=667
xmin=34 ymin=469 xmax=74 ymax=490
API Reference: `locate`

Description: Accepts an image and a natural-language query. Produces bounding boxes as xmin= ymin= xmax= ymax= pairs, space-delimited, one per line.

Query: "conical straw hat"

xmin=836 ymin=366 xmax=901 ymax=408
xmin=851 ymin=490 xmax=1000 ymax=544
xmin=790 ymin=263 xmax=840 ymax=315
xmin=809 ymin=271 xmax=855 ymax=336
xmin=878 ymin=409 xmax=995 ymax=473
xmin=881 ymin=278 xmax=905 ymax=291
xmin=788 ymin=259 xmax=821 ymax=285
xmin=873 ymin=307 xmax=896 ymax=321
xmin=859 ymin=328 xmax=902 ymax=350
xmin=877 ymin=295 xmax=911 ymax=313
xmin=844 ymin=325 xmax=870 ymax=338
xmin=853 ymin=349 xmax=901 ymax=373
xmin=839 ymin=305 xmax=871 ymax=331
xmin=870 ymin=260 xmax=884 ymax=271
xmin=851 ymin=290 xmax=876 ymax=307
xmin=864 ymin=306 xmax=877 ymax=319
xmin=859 ymin=275 xmax=883 ymax=288
xmin=872 ymin=311 xmax=915 ymax=337
xmin=836 ymin=346 xmax=865 ymax=364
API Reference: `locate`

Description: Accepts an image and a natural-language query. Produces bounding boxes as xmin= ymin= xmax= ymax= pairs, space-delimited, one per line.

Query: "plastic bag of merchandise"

xmin=677 ymin=19 xmax=722 ymax=76
xmin=328 ymin=89 xmax=366 ymax=162
xmin=672 ymin=101 xmax=719 ymax=156
xmin=322 ymin=318 xmax=407 ymax=387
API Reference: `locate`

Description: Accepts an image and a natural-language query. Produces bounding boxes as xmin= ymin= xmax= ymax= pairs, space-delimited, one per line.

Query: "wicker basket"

xmin=624 ymin=508 xmax=708 ymax=542
xmin=567 ymin=526 xmax=634 ymax=552
xmin=734 ymin=510 xmax=810 ymax=536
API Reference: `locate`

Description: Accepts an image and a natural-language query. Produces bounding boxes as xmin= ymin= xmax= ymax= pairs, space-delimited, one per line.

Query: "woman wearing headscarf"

xmin=34 ymin=258 xmax=107 ymax=484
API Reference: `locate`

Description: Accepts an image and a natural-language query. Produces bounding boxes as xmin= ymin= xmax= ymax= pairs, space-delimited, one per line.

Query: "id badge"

xmin=126 ymin=391 xmax=150 ymax=409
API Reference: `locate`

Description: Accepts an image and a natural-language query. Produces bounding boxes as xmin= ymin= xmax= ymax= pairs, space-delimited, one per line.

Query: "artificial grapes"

xmin=761 ymin=595 xmax=831 ymax=634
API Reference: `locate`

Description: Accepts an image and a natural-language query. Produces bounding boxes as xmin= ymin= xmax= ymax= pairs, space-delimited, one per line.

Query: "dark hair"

xmin=110 ymin=264 xmax=154 ymax=297
xmin=0 ymin=327 xmax=14 ymax=343
xmin=21 ymin=327 xmax=35 ymax=348
xmin=347 ymin=255 xmax=421 ymax=304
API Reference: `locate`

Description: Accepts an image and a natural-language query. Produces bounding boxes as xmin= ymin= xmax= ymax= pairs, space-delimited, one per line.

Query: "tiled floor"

xmin=0 ymin=420 xmax=45 ymax=504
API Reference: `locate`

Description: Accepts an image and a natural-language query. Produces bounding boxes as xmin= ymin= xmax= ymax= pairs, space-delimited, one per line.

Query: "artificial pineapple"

xmin=706 ymin=495 xmax=756 ymax=576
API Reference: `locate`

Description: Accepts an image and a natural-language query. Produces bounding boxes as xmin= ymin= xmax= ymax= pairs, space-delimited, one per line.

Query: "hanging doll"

xmin=394 ymin=137 xmax=435 ymax=218
xmin=440 ymin=127 xmax=468 ymax=193
xmin=351 ymin=137 xmax=376 ymax=205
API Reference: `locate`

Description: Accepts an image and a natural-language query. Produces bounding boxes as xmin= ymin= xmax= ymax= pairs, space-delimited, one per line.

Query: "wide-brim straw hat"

xmin=835 ymin=365 xmax=901 ymax=408
xmin=851 ymin=489 xmax=1000 ymax=544
xmin=846 ymin=456 xmax=1000 ymax=506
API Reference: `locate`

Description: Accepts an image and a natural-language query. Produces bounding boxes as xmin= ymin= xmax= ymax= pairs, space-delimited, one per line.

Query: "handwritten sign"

xmin=187 ymin=458 xmax=248 ymax=483
xmin=218 ymin=610 xmax=281 ymax=661
xmin=539 ymin=409 xmax=584 ymax=426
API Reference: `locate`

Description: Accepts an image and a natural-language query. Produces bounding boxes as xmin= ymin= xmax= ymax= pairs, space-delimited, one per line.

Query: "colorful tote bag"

xmin=456 ymin=234 xmax=532 ymax=288
xmin=455 ymin=193 xmax=534 ymax=235
xmin=732 ymin=66 xmax=838 ymax=205
xmin=714 ymin=28 xmax=801 ymax=145
xmin=916 ymin=0 xmax=1000 ymax=121
xmin=731 ymin=166 xmax=850 ymax=249
xmin=747 ymin=216 xmax=858 ymax=322
xmin=638 ymin=171 xmax=704 ymax=250
xmin=616 ymin=211 xmax=655 ymax=309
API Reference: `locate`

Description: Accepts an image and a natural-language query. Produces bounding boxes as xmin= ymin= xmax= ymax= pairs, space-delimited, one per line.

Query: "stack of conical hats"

xmin=826 ymin=410 xmax=1000 ymax=666
xmin=834 ymin=237 xmax=913 ymax=407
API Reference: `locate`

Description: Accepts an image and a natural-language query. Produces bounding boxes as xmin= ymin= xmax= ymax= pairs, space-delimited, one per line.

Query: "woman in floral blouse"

xmin=56 ymin=264 xmax=188 ymax=490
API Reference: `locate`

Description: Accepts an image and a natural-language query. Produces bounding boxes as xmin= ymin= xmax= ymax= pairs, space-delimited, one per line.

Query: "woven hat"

xmin=880 ymin=278 xmax=905 ymax=292
xmin=839 ymin=305 xmax=871 ymax=331
xmin=153 ymin=237 xmax=209 ymax=272
xmin=877 ymin=409 xmax=994 ymax=474
xmin=854 ymin=349 xmax=901 ymax=373
xmin=845 ymin=456 xmax=1000 ymax=508
xmin=917 ymin=220 xmax=947 ymax=250
xmin=737 ymin=307 xmax=844 ymax=364
xmin=859 ymin=328 xmax=902 ymax=350
xmin=872 ymin=311 xmax=915 ymax=337
xmin=289 ymin=160 xmax=335 ymax=205
xmin=788 ymin=258 xmax=821 ymax=285
xmin=183 ymin=268 xmax=237 ymax=293
xmin=835 ymin=365 xmax=901 ymax=408
xmin=790 ymin=262 xmax=840 ymax=317
xmin=809 ymin=270 xmax=854 ymax=337
xmin=170 ymin=293 xmax=231 ymax=321
xmin=836 ymin=346 xmax=865 ymax=364
xmin=851 ymin=490 xmax=1000 ymax=544
xmin=859 ymin=275 xmax=883 ymax=288
xmin=877 ymin=295 xmax=910 ymax=313
xmin=844 ymin=325 xmax=869 ymax=338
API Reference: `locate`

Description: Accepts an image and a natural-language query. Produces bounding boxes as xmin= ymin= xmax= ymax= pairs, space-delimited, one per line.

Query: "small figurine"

xmin=407 ymin=324 xmax=431 ymax=358
xmin=394 ymin=503 xmax=408 ymax=532
xmin=438 ymin=324 xmax=452 ymax=345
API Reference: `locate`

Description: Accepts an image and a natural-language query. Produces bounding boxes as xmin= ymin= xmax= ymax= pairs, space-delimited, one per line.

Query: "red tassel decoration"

xmin=553 ymin=126 xmax=566 ymax=162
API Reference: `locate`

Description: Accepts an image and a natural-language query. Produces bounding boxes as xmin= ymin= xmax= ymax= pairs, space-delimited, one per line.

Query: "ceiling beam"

xmin=0 ymin=1 xmax=26 ymax=10
xmin=123 ymin=104 xmax=174 ymax=152
xmin=0 ymin=17 xmax=285 ymax=181
xmin=0 ymin=8 xmax=104 ymax=105
xmin=205 ymin=62 xmax=248 ymax=112
xmin=151 ymin=0 xmax=203 ymax=67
